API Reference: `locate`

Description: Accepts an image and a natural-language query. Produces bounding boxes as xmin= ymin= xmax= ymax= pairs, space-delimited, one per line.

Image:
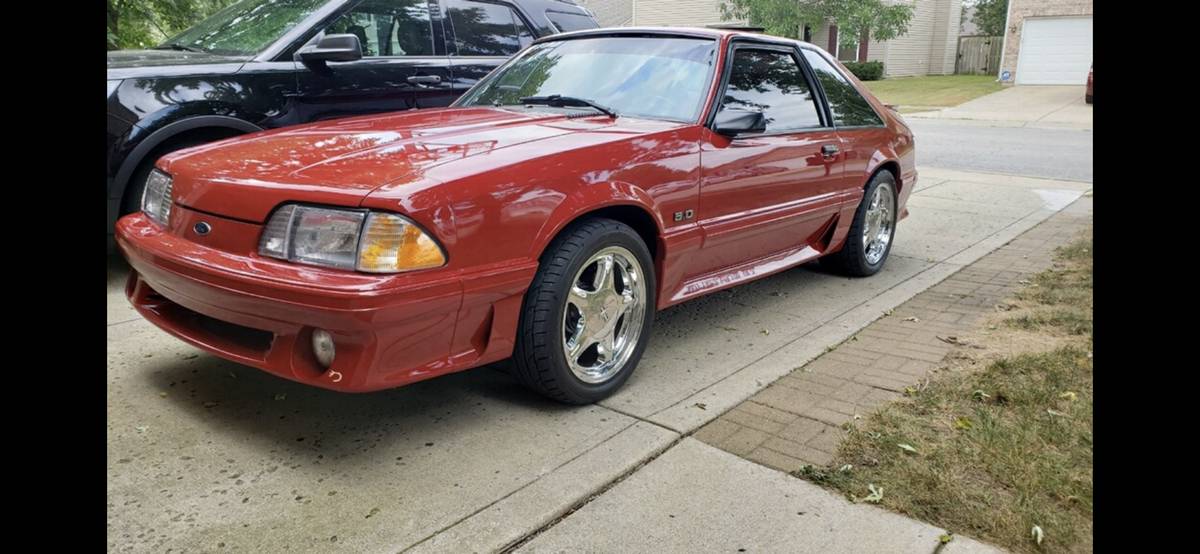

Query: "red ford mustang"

xmin=117 ymin=28 xmax=915 ymax=404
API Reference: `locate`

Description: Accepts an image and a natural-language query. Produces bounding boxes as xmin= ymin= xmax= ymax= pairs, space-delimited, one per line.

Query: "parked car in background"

xmin=116 ymin=27 xmax=916 ymax=404
xmin=107 ymin=0 xmax=598 ymax=248
xmin=1085 ymin=64 xmax=1092 ymax=104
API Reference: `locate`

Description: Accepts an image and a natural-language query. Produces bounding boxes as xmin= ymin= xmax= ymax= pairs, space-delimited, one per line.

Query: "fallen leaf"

xmin=953 ymin=417 xmax=972 ymax=430
xmin=134 ymin=426 xmax=148 ymax=433
xmin=1047 ymin=409 xmax=1068 ymax=417
xmin=1031 ymin=525 xmax=1044 ymax=545
xmin=720 ymin=326 xmax=737 ymax=332
xmin=972 ymin=390 xmax=990 ymax=401
xmin=904 ymin=386 xmax=918 ymax=396
xmin=903 ymin=316 xmax=920 ymax=323
xmin=159 ymin=392 xmax=167 ymax=398
xmin=838 ymin=464 xmax=853 ymax=472
xmin=365 ymin=507 xmax=380 ymax=519
xmin=693 ymin=403 xmax=707 ymax=410
xmin=1059 ymin=391 xmax=1077 ymax=401
xmin=883 ymin=309 xmax=894 ymax=316
xmin=898 ymin=443 xmax=918 ymax=455
xmin=760 ymin=329 xmax=770 ymax=335
xmin=864 ymin=484 xmax=884 ymax=503
xmin=939 ymin=534 xmax=953 ymax=544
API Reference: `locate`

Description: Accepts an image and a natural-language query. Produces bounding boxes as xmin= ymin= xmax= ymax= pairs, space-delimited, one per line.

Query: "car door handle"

xmin=406 ymin=75 xmax=442 ymax=85
xmin=821 ymin=144 xmax=840 ymax=159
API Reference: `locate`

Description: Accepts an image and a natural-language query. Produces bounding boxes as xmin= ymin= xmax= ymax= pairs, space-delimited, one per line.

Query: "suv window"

xmin=446 ymin=0 xmax=534 ymax=56
xmin=162 ymin=0 xmax=327 ymax=56
xmin=719 ymin=48 xmax=822 ymax=133
xmin=325 ymin=0 xmax=435 ymax=57
xmin=546 ymin=10 xmax=598 ymax=32
xmin=801 ymin=49 xmax=884 ymax=127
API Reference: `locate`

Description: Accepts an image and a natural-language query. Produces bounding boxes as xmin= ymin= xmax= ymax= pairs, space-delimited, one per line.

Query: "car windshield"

xmin=455 ymin=36 xmax=718 ymax=123
xmin=160 ymin=0 xmax=328 ymax=56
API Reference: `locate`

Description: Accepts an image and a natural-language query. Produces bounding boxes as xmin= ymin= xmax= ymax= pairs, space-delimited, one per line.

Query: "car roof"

xmin=533 ymin=26 xmax=816 ymax=50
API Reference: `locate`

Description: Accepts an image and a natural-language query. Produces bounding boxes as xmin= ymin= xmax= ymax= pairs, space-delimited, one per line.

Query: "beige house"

xmin=576 ymin=0 xmax=962 ymax=77
xmin=996 ymin=0 xmax=1093 ymax=85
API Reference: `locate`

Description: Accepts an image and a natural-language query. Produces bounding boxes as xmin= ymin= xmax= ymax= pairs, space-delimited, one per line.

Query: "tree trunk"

xmin=858 ymin=28 xmax=870 ymax=62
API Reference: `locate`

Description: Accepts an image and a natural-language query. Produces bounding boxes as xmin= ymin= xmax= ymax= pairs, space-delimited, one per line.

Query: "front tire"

xmin=822 ymin=171 xmax=898 ymax=277
xmin=512 ymin=218 xmax=656 ymax=404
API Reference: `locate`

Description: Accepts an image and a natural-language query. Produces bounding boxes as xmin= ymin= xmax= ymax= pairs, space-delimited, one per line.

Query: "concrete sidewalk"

xmin=906 ymin=86 xmax=1091 ymax=129
xmin=516 ymin=439 xmax=1002 ymax=553
xmin=519 ymin=195 xmax=1092 ymax=554
xmin=107 ymin=168 xmax=1091 ymax=553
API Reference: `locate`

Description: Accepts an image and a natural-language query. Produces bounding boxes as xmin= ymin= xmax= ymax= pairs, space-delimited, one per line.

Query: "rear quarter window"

xmin=546 ymin=10 xmax=598 ymax=32
xmin=801 ymin=49 xmax=884 ymax=127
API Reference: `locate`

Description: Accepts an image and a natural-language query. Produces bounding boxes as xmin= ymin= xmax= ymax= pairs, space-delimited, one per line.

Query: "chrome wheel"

xmin=862 ymin=182 xmax=895 ymax=265
xmin=561 ymin=246 xmax=647 ymax=384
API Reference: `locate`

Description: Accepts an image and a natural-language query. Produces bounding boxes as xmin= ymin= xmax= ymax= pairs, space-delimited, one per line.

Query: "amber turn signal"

xmin=357 ymin=213 xmax=446 ymax=273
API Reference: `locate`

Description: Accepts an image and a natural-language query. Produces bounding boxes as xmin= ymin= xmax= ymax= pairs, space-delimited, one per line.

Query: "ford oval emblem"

xmin=194 ymin=222 xmax=212 ymax=236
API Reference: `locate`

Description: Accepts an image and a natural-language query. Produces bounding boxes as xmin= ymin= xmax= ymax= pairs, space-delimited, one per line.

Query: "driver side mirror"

xmin=297 ymin=34 xmax=363 ymax=67
xmin=712 ymin=108 xmax=766 ymax=137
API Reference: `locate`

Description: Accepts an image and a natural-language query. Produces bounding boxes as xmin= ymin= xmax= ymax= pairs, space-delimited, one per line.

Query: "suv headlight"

xmin=141 ymin=169 xmax=173 ymax=226
xmin=258 ymin=205 xmax=447 ymax=273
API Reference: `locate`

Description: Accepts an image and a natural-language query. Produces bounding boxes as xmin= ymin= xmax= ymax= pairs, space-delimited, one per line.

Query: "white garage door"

xmin=1015 ymin=16 xmax=1093 ymax=85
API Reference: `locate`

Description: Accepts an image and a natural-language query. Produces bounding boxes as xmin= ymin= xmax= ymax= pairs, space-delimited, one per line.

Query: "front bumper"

xmin=115 ymin=211 xmax=532 ymax=392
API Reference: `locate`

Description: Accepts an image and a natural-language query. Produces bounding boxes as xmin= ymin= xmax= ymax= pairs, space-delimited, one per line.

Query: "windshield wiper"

xmin=519 ymin=95 xmax=618 ymax=118
xmin=153 ymin=43 xmax=207 ymax=53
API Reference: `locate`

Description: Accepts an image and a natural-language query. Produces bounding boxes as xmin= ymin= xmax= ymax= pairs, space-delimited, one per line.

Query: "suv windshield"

xmin=456 ymin=36 xmax=717 ymax=123
xmin=160 ymin=0 xmax=328 ymax=56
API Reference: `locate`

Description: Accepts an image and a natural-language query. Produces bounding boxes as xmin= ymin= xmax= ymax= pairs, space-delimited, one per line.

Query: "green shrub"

xmin=843 ymin=61 xmax=884 ymax=81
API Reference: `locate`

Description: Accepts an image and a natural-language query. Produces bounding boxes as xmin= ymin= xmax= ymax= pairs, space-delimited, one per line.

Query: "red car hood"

xmin=161 ymin=107 xmax=619 ymax=223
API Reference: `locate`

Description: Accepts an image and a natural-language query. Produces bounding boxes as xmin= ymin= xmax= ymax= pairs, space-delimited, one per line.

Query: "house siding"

xmin=626 ymin=0 xmax=744 ymax=27
xmin=578 ymin=0 xmax=963 ymax=78
xmin=576 ymin=0 xmax=634 ymax=27
xmin=998 ymin=0 xmax=1094 ymax=84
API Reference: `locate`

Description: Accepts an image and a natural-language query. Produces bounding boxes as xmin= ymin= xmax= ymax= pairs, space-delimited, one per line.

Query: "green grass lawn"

xmin=863 ymin=75 xmax=1003 ymax=112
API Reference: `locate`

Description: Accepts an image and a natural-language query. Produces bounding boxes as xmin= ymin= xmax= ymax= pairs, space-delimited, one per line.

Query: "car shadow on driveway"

xmin=138 ymin=353 xmax=576 ymax=455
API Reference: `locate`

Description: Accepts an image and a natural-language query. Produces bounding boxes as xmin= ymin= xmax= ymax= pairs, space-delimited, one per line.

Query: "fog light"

xmin=312 ymin=329 xmax=336 ymax=368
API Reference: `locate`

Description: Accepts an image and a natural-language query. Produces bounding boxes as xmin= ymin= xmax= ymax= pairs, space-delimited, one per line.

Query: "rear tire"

xmin=821 ymin=170 xmax=898 ymax=277
xmin=511 ymin=218 xmax=656 ymax=404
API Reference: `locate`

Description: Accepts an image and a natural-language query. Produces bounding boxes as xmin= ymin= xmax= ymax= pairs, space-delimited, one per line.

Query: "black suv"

xmin=106 ymin=0 xmax=598 ymax=245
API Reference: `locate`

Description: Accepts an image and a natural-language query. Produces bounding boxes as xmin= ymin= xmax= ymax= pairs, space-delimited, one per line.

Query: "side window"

xmin=325 ymin=0 xmax=435 ymax=57
xmin=546 ymin=10 xmax=598 ymax=32
xmin=801 ymin=49 xmax=884 ymax=127
xmin=719 ymin=48 xmax=822 ymax=133
xmin=446 ymin=0 xmax=534 ymax=56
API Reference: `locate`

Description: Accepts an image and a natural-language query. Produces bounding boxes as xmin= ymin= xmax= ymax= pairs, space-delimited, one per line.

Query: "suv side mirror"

xmin=712 ymin=108 xmax=766 ymax=136
xmin=297 ymin=34 xmax=363 ymax=67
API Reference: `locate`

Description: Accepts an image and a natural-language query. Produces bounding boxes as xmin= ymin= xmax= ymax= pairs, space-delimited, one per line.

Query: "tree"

xmin=108 ymin=0 xmax=238 ymax=50
xmin=970 ymin=0 xmax=1008 ymax=37
xmin=721 ymin=0 xmax=914 ymax=51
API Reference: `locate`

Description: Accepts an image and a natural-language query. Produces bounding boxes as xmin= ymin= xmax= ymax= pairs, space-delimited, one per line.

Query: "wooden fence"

xmin=956 ymin=35 xmax=1003 ymax=75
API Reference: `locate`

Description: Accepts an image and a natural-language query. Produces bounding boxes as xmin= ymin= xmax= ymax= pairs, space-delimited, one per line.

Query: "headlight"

xmin=107 ymin=79 xmax=121 ymax=99
xmin=258 ymin=205 xmax=446 ymax=273
xmin=141 ymin=169 xmax=173 ymax=226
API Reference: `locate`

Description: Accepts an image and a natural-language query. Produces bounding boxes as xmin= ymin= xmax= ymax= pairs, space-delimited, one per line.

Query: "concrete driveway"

xmin=107 ymin=168 xmax=1090 ymax=553
xmin=907 ymin=85 xmax=1092 ymax=129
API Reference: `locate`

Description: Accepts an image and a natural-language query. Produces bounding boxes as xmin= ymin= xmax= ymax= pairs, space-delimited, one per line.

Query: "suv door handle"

xmin=821 ymin=144 xmax=840 ymax=159
xmin=406 ymin=75 xmax=442 ymax=85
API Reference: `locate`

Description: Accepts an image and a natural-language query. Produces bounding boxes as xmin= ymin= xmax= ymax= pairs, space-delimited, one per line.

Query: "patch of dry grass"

xmin=795 ymin=234 xmax=1093 ymax=552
